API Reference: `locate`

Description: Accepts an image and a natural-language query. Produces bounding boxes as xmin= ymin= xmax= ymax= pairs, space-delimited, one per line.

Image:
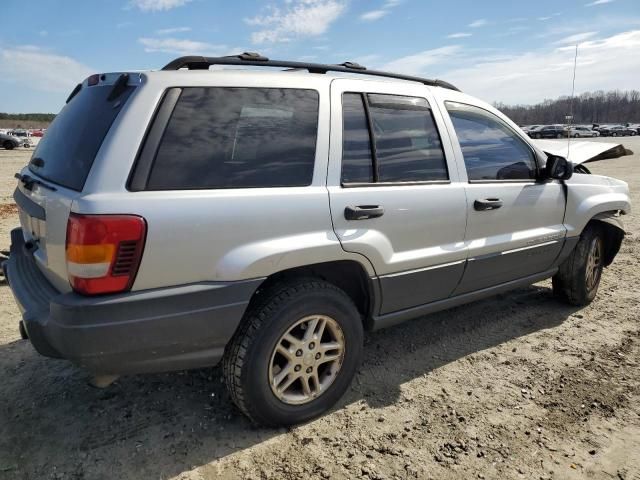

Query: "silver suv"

xmin=4 ymin=54 xmax=630 ymax=426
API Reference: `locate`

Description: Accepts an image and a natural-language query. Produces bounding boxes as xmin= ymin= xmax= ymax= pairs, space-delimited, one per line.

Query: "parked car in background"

xmin=598 ymin=125 xmax=637 ymax=137
xmin=626 ymin=123 xmax=640 ymax=134
xmin=29 ymin=129 xmax=46 ymax=137
xmin=567 ymin=126 xmax=599 ymax=138
xmin=528 ymin=125 xmax=565 ymax=139
xmin=523 ymin=125 xmax=543 ymax=135
xmin=0 ymin=132 xmax=22 ymax=150
xmin=8 ymin=129 xmax=31 ymax=138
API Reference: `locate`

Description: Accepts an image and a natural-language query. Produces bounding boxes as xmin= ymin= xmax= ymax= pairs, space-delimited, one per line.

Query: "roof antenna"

xmin=567 ymin=44 xmax=578 ymax=158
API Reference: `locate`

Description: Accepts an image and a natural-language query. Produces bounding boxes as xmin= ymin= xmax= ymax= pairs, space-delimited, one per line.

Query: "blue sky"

xmin=1 ymin=0 xmax=639 ymax=112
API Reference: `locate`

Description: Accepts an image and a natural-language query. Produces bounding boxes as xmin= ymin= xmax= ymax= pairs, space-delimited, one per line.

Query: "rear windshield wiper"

xmin=15 ymin=173 xmax=57 ymax=192
xmin=107 ymin=73 xmax=130 ymax=102
xmin=66 ymin=83 xmax=82 ymax=104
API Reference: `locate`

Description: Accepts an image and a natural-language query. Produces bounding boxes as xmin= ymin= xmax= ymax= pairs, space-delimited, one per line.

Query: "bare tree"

xmin=494 ymin=90 xmax=640 ymax=125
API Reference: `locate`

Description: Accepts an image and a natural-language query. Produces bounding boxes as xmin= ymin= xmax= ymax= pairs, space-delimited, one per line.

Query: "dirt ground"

xmin=0 ymin=139 xmax=638 ymax=480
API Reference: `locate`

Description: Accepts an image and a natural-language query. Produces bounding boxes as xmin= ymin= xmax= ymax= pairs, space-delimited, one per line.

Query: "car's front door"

xmin=327 ymin=79 xmax=468 ymax=314
xmin=440 ymin=100 xmax=567 ymax=294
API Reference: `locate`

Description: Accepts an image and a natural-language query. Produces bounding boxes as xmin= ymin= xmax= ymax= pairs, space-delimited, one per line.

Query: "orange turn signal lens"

xmin=66 ymin=244 xmax=116 ymax=264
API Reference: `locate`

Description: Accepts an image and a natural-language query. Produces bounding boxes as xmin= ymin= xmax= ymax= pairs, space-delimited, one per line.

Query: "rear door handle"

xmin=474 ymin=198 xmax=503 ymax=211
xmin=344 ymin=205 xmax=385 ymax=220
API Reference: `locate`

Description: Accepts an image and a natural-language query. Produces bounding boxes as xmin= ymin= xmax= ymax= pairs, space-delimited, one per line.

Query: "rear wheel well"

xmin=586 ymin=217 xmax=624 ymax=267
xmin=250 ymin=261 xmax=375 ymax=327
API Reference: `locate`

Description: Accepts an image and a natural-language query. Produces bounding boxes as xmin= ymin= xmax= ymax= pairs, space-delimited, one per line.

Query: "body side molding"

xmin=371 ymin=268 xmax=558 ymax=331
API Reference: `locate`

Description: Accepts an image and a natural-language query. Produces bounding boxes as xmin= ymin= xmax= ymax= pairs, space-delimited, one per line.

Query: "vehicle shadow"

xmin=0 ymin=282 xmax=579 ymax=480
xmin=349 ymin=283 xmax=579 ymax=408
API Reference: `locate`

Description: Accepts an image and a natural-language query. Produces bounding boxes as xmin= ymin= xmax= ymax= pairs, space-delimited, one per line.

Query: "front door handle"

xmin=344 ymin=205 xmax=385 ymax=220
xmin=474 ymin=198 xmax=503 ymax=211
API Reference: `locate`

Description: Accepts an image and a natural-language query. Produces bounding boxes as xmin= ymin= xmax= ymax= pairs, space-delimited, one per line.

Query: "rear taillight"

xmin=66 ymin=214 xmax=146 ymax=295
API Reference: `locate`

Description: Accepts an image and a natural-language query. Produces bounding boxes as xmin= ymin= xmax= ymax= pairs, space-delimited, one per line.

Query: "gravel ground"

xmin=0 ymin=138 xmax=638 ymax=480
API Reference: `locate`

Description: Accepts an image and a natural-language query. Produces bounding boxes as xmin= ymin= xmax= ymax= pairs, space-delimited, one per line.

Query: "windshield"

xmin=28 ymin=82 xmax=135 ymax=191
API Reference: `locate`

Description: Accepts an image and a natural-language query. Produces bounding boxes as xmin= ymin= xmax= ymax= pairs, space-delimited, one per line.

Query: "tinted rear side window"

xmin=28 ymin=83 xmax=135 ymax=191
xmin=367 ymin=94 xmax=448 ymax=183
xmin=340 ymin=93 xmax=448 ymax=184
xmin=146 ymin=88 xmax=319 ymax=190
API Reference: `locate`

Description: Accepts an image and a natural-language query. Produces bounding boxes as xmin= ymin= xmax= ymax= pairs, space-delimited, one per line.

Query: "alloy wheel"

xmin=585 ymin=237 xmax=602 ymax=292
xmin=268 ymin=315 xmax=345 ymax=405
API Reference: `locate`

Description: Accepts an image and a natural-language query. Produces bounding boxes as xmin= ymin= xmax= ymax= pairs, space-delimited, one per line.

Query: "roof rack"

xmin=161 ymin=52 xmax=460 ymax=92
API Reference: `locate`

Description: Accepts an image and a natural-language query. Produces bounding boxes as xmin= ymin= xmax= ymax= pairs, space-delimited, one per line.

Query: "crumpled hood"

xmin=533 ymin=139 xmax=631 ymax=164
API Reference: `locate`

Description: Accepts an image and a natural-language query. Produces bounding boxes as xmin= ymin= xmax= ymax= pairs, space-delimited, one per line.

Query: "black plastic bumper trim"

xmin=4 ymin=228 xmax=263 ymax=374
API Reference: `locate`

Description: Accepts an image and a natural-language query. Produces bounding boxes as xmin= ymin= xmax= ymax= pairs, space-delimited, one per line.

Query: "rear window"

xmin=29 ymin=82 xmax=135 ymax=191
xmin=341 ymin=92 xmax=448 ymax=184
xmin=145 ymin=87 xmax=319 ymax=190
xmin=367 ymin=94 xmax=448 ymax=183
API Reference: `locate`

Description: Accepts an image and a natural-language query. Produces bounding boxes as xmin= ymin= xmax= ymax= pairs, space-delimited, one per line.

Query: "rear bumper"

xmin=4 ymin=228 xmax=261 ymax=374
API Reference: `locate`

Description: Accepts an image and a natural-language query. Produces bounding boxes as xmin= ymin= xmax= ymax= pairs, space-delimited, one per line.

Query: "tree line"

xmin=494 ymin=90 xmax=640 ymax=126
xmin=0 ymin=113 xmax=56 ymax=122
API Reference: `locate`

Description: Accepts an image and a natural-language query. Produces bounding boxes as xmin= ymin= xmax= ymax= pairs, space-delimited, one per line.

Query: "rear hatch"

xmin=14 ymin=73 xmax=138 ymax=292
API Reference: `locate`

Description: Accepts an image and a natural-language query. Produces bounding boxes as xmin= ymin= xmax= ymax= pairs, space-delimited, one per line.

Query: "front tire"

xmin=552 ymin=224 xmax=605 ymax=306
xmin=223 ymin=279 xmax=364 ymax=426
xmin=3 ymin=141 xmax=14 ymax=150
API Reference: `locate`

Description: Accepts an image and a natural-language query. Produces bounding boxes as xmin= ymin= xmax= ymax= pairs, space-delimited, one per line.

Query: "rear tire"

xmin=556 ymin=133 xmax=563 ymax=138
xmin=3 ymin=141 xmax=14 ymax=150
xmin=223 ymin=278 xmax=364 ymax=426
xmin=552 ymin=224 xmax=605 ymax=306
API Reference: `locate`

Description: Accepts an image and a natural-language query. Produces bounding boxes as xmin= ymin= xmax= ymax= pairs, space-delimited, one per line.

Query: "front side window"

xmin=146 ymin=87 xmax=319 ymax=190
xmin=446 ymin=102 xmax=537 ymax=181
xmin=341 ymin=93 xmax=448 ymax=184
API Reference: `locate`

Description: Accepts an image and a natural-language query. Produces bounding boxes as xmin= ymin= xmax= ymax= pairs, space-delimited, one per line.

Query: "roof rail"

xmin=161 ymin=52 xmax=460 ymax=92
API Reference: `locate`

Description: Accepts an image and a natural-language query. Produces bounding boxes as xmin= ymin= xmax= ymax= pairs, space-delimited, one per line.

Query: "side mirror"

xmin=545 ymin=154 xmax=573 ymax=180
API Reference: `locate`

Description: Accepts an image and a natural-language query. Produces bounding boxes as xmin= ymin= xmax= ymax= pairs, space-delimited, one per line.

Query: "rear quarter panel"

xmin=76 ymin=72 xmax=375 ymax=290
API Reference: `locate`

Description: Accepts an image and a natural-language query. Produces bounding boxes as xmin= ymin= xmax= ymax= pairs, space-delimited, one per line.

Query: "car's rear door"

xmin=327 ymin=79 xmax=467 ymax=314
xmin=437 ymin=98 xmax=566 ymax=294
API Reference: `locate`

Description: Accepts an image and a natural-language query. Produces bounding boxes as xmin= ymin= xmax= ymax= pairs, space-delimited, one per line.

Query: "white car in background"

xmin=568 ymin=126 xmax=599 ymax=138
